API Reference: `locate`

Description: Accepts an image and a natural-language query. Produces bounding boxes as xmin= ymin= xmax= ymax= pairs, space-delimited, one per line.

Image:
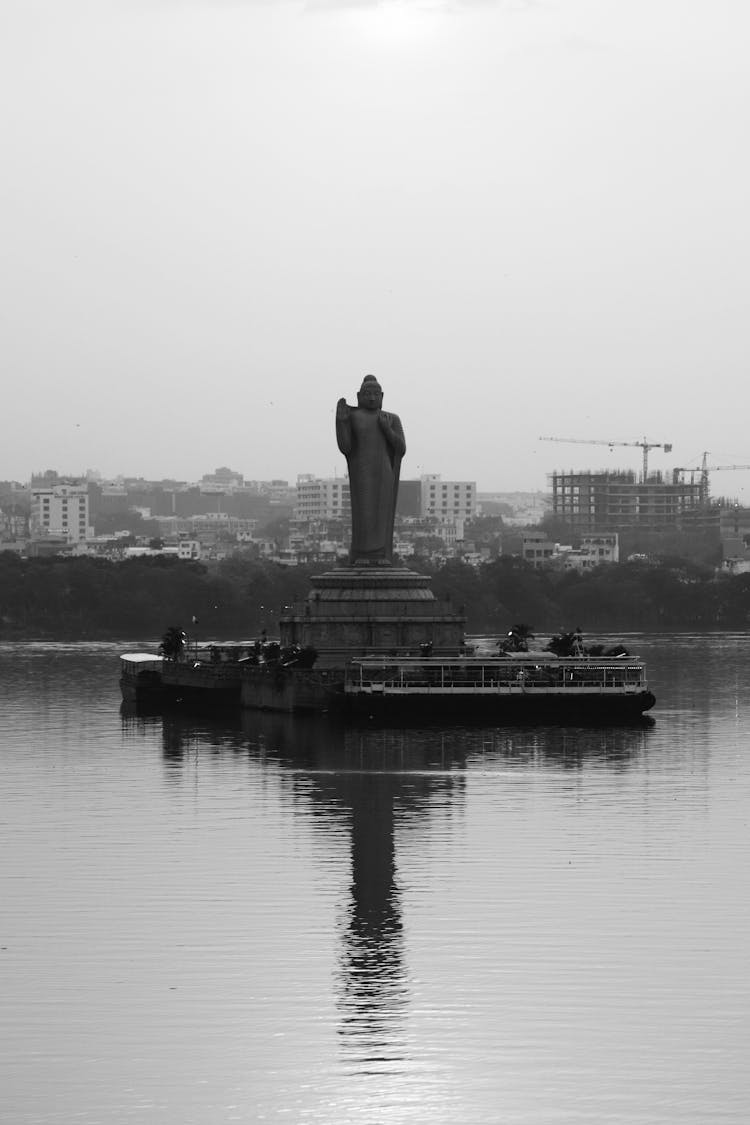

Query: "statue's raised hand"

xmin=336 ymin=398 xmax=350 ymax=420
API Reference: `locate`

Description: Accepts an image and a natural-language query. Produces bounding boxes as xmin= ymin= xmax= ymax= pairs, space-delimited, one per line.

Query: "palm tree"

xmin=499 ymin=623 xmax=535 ymax=653
xmin=159 ymin=625 xmax=187 ymax=661
xmin=545 ymin=630 xmax=579 ymax=657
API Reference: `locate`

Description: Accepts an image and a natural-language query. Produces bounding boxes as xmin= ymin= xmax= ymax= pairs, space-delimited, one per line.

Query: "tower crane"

xmin=672 ymin=453 xmax=750 ymax=502
xmin=538 ymin=436 xmax=673 ymax=483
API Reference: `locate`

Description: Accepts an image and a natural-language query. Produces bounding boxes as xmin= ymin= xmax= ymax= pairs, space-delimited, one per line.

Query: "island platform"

xmin=119 ymin=375 xmax=656 ymax=723
xmin=120 ymin=643 xmax=655 ymax=722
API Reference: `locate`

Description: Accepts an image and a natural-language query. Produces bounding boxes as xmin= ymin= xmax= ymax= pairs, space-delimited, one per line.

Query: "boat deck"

xmin=345 ymin=655 xmax=649 ymax=697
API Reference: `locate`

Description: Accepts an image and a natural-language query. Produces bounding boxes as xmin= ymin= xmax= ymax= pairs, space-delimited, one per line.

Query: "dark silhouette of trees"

xmin=1 ymin=550 xmax=750 ymax=640
xmin=159 ymin=625 xmax=187 ymax=660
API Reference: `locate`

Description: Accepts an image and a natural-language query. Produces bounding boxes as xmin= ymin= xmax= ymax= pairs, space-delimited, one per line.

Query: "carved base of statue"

xmin=279 ymin=565 xmax=466 ymax=667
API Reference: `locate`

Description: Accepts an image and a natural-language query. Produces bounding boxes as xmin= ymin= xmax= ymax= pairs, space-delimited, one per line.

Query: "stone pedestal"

xmin=279 ymin=566 xmax=466 ymax=666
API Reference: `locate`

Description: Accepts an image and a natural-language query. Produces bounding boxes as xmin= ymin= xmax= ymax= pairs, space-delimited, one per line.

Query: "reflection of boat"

xmin=345 ymin=655 xmax=655 ymax=720
xmin=120 ymin=645 xmax=655 ymax=721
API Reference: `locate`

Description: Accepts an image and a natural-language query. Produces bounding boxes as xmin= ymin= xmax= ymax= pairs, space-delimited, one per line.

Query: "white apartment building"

xmin=523 ymin=531 xmax=619 ymax=570
xmin=30 ymin=481 xmax=92 ymax=542
xmin=420 ymin=475 xmax=476 ymax=522
xmin=177 ymin=539 xmax=201 ymax=560
xmin=559 ymin=534 xmax=620 ymax=571
xmin=580 ymin=533 xmax=619 ymax=565
xmin=522 ymin=531 xmax=556 ymax=568
xmin=295 ymin=476 xmax=351 ymax=523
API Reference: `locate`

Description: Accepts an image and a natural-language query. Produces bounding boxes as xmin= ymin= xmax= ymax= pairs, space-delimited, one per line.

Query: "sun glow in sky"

xmin=2 ymin=0 xmax=750 ymax=494
xmin=346 ymin=2 xmax=439 ymax=47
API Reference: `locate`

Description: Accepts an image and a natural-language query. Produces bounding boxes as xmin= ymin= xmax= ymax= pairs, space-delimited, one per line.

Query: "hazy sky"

xmin=3 ymin=0 xmax=749 ymax=496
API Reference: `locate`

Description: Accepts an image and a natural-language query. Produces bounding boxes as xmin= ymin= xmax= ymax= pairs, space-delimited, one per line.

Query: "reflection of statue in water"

xmin=336 ymin=375 xmax=406 ymax=566
xmin=336 ymin=771 xmax=407 ymax=1061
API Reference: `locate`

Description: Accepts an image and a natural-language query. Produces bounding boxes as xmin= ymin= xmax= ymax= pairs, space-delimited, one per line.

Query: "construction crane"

xmin=672 ymin=453 xmax=750 ymax=501
xmin=539 ymin=436 xmax=673 ymax=483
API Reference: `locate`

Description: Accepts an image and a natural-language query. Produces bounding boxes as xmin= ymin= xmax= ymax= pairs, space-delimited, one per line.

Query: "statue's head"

xmin=357 ymin=374 xmax=383 ymax=411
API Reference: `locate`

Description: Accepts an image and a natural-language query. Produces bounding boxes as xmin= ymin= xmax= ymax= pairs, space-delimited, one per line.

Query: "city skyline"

xmin=11 ymin=458 xmax=749 ymax=510
xmin=3 ymin=1 xmax=750 ymax=497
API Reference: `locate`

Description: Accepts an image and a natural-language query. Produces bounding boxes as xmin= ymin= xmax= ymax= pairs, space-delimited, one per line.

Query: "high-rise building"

xmin=550 ymin=470 xmax=705 ymax=532
xmin=30 ymin=480 xmax=92 ymax=542
xmin=294 ymin=476 xmax=351 ymax=524
xmin=419 ymin=475 xmax=476 ymax=522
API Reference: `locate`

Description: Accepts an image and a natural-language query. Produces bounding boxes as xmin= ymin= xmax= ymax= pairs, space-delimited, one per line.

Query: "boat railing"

xmin=345 ymin=656 xmax=647 ymax=695
xmin=120 ymin=653 xmax=164 ymax=674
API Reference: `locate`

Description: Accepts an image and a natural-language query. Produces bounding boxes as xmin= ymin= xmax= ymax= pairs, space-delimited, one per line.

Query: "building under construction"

xmin=549 ymin=469 xmax=710 ymax=533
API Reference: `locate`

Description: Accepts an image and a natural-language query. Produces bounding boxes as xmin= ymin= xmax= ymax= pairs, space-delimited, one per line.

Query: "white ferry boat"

xmin=343 ymin=653 xmax=655 ymax=721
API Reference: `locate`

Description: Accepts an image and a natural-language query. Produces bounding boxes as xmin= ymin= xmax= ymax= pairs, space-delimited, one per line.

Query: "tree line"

xmin=0 ymin=550 xmax=749 ymax=640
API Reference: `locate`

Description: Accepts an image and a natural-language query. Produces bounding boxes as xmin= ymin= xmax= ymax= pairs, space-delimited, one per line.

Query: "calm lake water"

xmin=1 ymin=635 xmax=749 ymax=1124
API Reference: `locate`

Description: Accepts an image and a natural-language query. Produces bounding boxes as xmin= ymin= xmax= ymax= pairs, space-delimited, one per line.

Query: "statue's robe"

xmin=337 ymin=408 xmax=405 ymax=565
